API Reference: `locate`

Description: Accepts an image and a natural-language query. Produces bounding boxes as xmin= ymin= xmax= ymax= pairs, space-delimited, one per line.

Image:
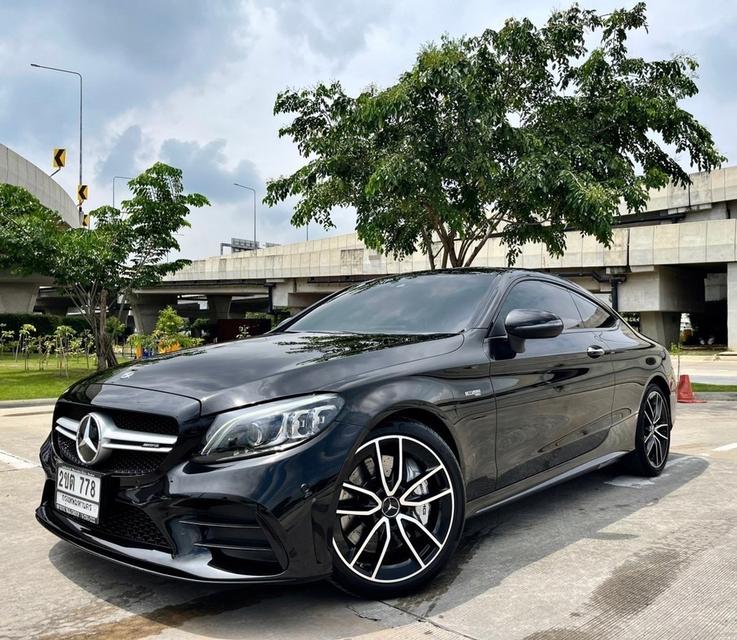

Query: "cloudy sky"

xmin=2 ymin=1 xmax=736 ymax=259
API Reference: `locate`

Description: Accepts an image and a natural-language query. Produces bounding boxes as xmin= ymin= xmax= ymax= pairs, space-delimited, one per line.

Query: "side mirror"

xmin=504 ymin=308 xmax=564 ymax=353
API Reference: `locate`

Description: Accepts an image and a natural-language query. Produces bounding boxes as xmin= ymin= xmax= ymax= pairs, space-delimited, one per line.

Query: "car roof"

xmin=363 ymin=268 xmax=612 ymax=309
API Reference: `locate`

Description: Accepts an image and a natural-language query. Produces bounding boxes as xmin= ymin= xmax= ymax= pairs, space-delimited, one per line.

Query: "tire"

xmin=331 ymin=419 xmax=465 ymax=598
xmin=626 ymin=384 xmax=672 ymax=477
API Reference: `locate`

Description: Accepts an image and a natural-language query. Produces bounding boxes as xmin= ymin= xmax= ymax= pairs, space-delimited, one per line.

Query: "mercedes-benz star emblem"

xmin=76 ymin=413 xmax=108 ymax=465
xmin=381 ymin=496 xmax=400 ymax=518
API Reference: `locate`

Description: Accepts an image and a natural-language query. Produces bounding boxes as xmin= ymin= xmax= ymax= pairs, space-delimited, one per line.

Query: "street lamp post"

xmin=30 ymin=63 xmax=83 ymax=199
xmin=112 ymin=176 xmax=133 ymax=209
xmin=233 ymin=183 xmax=257 ymax=247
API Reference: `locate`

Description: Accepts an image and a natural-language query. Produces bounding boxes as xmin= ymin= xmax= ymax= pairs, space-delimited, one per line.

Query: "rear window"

xmin=571 ymin=292 xmax=617 ymax=329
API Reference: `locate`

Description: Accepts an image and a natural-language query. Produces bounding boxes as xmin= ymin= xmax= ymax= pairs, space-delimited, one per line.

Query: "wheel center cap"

xmin=381 ymin=496 xmax=400 ymax=518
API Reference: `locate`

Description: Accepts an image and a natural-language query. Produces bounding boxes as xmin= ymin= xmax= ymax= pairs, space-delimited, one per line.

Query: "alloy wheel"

xmin=643 ymin=390 xmax=669 ymax=468
xmin=332 ymin=434 xmax=455 ymax=584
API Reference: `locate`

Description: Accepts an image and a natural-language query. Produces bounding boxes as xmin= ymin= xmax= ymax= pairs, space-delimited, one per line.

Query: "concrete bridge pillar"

xmin=206 ymin=295 xmax=232 ymax=321
xmin=639 ymin=312 xmax=680 ymax=349
xmin=130 ymin=293 xmax=178 ymax=334
xmin=0 ymin=274 xmax=52 ymax=314
xmin=728 ymin=263 xmax=737 ymax=351
xmin=0 ymin=282 xmax=39 ymax=314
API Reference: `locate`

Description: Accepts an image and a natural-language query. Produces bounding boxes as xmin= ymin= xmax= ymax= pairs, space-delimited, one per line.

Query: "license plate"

xmin=55 ymin=465 xmax=102 ymax=523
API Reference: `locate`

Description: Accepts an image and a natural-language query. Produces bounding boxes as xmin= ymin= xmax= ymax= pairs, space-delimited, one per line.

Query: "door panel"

xmin=491 ymin=331 xmax=615 ymax=487
xmin=489 ymin=280 xmax=616 ymax=488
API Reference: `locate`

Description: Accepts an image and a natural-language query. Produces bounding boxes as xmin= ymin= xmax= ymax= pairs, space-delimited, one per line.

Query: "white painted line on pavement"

xmin=0 ymin=449 xmax=39 ymax=469
xmin=714 ymin=442 xmax=737 ymax=452
xmin=605 ymin=477 xmax=654 ymax=488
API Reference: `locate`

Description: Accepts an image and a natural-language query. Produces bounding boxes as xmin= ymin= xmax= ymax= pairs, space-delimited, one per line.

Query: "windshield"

xmin=285 ymin=272 xmax=499 ymax=335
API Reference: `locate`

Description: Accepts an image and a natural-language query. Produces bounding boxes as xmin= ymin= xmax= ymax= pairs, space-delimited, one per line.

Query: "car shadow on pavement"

xmin=46 ymin=453 xmax=708 ymax=639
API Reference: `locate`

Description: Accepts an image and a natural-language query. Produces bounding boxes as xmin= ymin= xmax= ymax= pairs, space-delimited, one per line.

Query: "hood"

xmin=80 ymin=332 xmax=463 ymax=415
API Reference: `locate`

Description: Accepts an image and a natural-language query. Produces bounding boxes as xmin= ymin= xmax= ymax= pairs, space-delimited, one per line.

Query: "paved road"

xmin=1 ymin=401 xmax=736 ymax=640
xmin=678 ymin=354 xmax=737 ymax=385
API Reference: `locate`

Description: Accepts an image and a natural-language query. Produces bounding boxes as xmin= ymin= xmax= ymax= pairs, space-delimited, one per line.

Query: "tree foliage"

xmin=0 ymin=163 xmax=208 ymax=370
xmin=265 ymin=3 xmax=724 ymax=267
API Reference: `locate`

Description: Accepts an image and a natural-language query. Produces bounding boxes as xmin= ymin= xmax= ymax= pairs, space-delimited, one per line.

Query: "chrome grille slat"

xmin=54 ymin=417 xmax=176 ymax=454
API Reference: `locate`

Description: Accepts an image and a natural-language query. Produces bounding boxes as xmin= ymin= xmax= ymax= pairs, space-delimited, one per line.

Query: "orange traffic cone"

xmin=677 ymin=374 xmax=705 ymax=403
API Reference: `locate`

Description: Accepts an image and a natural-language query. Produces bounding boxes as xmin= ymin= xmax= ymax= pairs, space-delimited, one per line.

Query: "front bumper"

xmin=37 ymin=418 xmax=364 ymax=584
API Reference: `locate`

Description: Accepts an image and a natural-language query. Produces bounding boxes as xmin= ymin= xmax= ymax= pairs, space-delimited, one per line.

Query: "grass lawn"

xmin=692 ymin=382 xmax=737 ymax=393
xmin=0 ymin=354 xmax=101 ymax=401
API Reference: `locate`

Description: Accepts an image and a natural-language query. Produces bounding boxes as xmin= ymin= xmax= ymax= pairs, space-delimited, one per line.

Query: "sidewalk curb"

xmin=0 ymin=398 xmax=56 ymax=409
xmin=693 ymin=392 xmax=737 ymax=402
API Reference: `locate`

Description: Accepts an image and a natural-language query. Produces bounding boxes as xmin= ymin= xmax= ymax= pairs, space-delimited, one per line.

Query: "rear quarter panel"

xmin=600 ymin=322 xmax=674 ymax=446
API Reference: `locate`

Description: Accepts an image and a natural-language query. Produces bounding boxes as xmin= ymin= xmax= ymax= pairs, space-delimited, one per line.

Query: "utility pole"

xmin=233 ymin=183 xmax=257 ymax=247
xmin=112 ymin=176 xmax=133 ymax=209
xmin=31 ymin=63 xmax=84 ymax=220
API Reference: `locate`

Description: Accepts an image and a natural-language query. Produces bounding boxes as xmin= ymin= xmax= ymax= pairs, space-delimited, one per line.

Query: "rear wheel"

xmin=331 ymin=420 xmax=464 ymax=598
xmin=627 ymin=384 xmax=672 ymax=477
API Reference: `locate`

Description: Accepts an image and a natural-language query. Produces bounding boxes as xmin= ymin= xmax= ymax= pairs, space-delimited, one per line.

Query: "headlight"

xmin=200 ymin=394 xmax=344 ymax=461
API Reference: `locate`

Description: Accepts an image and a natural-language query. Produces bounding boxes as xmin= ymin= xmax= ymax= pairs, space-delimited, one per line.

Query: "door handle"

xmin=587 ymin=345 xmax=606 ymax=358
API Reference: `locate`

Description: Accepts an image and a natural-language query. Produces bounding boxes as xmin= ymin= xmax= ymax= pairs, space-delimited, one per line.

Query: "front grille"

xmin=58 ymin=403 xmax=179 ymax=436
xmin=55 ymin=436 xmax=164 ymax=475
xmin=85 ymin=503 xmax=170 ymax=551
xmin=53 ymin=402 xmax=180 ymax=476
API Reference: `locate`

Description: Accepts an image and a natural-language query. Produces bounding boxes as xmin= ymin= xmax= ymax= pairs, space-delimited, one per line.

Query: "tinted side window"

xmin=571 ymin=292 xmax=617 ymax=329
xmin=495 ymin=280 xmax=582 ymax=332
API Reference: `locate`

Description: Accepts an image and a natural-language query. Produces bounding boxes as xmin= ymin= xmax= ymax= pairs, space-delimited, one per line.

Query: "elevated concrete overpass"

xmin=0 ymin=144 xmax=79 ymax=313
xmin=134 ymin=166 xmax=737 ymax=350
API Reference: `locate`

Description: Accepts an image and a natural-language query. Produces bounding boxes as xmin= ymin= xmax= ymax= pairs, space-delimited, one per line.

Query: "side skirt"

xmin=466 ymin=451 xmax=628 ymax=519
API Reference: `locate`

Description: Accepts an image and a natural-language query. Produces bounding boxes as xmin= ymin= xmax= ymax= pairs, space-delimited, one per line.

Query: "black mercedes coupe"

xmin=37 ymin=269 xmax=675 ymax=597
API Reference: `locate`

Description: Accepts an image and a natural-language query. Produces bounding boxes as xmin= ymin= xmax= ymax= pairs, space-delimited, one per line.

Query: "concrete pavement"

xmin=1 ymin=402 xmax=736 ymax=639
xmin=677 ymin=354 xmax=737 ymax=386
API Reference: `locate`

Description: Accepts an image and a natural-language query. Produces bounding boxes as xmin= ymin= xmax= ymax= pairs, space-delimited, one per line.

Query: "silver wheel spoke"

xmin=350 ymin=517 xmax=387 ymax=568
xmin=402 ymin=487 xmax=452 ymax=507
xmin=375 ymin=441 xmax=393 ymax=497
xmin=648 ymin=395 xmax=658 ymax=425
xmin=399 ymin=514 xmax=442 ymax=548
xmin=397 ymin=516 xmax=426 ymax=569
xmin=371 ymin=520 xmax=392 ymax=579
xmin=399 ymin=465 xmax=442 ymax=504
xmin=646 ymin=436 xmax=656 ymax=456
xmin=654 ymin=423 xmax=670 ymax=440
xmin=652 ymin=437 xmax=662 ymax=466
xmin=389 ymin=437 xmax=403 ymax=496
xmin=337 ymin=483 xmax=382 ymax=516
xmin=336 ymin=505 xmax=382 ymax=516
xmin=644 ymin=401 xmax=655 ymax=425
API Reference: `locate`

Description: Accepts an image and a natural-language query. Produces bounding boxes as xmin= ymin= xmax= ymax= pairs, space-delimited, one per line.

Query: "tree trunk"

xmin=95 ymin=289 xmax=118 ymax=371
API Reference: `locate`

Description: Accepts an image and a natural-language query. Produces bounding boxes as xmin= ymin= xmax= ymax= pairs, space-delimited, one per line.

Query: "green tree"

xmin=0 ymin=185 xmax=65 ymax=273
xmin=0 ymin=163 xmax=208 ymax=370
xmin=16 ymin=323 xmax=36 ymax=370
xmin=265 ymin=4 xmax=724 ymax=267
xmin=54 ymin=324 xmax=76 ymax=377
xmin=154 ymin=305 xmax=187 ymax=336
xmin=105 ymin=316 xmax=126 ymax=346
xmin=0 ymin=325 xmax=13 ymax=358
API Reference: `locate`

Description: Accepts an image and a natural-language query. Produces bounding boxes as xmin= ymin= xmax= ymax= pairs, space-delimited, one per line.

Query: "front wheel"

xmin=331 ymin=420 xmax=464 ymax=598
xmin=626 ymin=384 xmax=672 ymax=477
